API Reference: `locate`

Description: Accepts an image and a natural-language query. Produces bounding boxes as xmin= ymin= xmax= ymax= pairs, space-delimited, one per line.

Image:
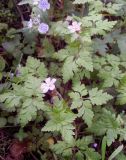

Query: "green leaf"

xmin=0 ymin=92 xmax=22 ymax=111
xmin=24 ymin=56 xmax=48 ymax=79
xmin=84 ymin=148 xmax=101 ymax=160
xmin=62 ymin=56 xmax=78 ymax=83
xmin=89 ymin=88 xmax=113 ymax=105
xmin=98 ymin=66 xmax=123 ymax=88
xmin=51 ymin=141 xmax=72 ymax=157
xmin=18 ymin=97 xmax=45 ymax=126
xmin=72 ymin=81 xmax=88 ymax=96
xmin=23 ymin=76 xmax=42 ymax=97
xmin=116 ymin=153 xmax=126 ymax=160
xmin=76 ymin=137 xmax=101 ymax=160
xmin=76 ymin=50 xmax=93 ymax=72
xmin=15 ymin=128 xmax=28 ymax=141
xmin=101 ymin=136 xmax=107 ymax=160
xmin=42 ymin=105 xmax=77 ymax=142
xmin=117 ymin=86 xmax=126 ymax=105
xmin=88 ymin=109 xmax=120 ymax=146
xmin=75 ymin=151 xmax=84 ymax=160
xmin=61 ymin=124 xmax=75 ymax=143
xmin=106 ymin=129 xmax=118 ymax=146
xmin=108 ymin=145 xmax=124 ymax=160
xmin=78 ymin=101 xmax=94 ymax=127
xmin=69 ymin=92 xmax=83 ymax=109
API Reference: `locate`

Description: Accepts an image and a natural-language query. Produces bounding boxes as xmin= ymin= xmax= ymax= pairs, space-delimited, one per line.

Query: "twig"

xmin=53 ymin=153 xmax=58 ymax=160
xmin=12 ymin=0 xmax=24 ymax=21
xmin=30 ymin=152 xmax=38 ymax=160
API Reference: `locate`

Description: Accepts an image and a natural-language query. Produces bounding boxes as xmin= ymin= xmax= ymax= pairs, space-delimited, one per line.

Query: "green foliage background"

xmin=1 ymin=0 xmax=126 ymax=159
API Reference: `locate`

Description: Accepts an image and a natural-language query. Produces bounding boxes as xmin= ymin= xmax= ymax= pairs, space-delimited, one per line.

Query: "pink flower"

xmin=40 ymin=77 xmax=56 ymax=93
xmin=68 ymin=21 xmax=81 ymax=33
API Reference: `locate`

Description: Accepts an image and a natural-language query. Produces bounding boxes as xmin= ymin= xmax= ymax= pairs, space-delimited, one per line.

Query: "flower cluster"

xmin=68 ymin=21 xmax=81 ymax=33
xmin=27 ymin=16 xmax=49 ymax=34
xmin=26 ymin=0 xmax=50 ymax=34
xmin=40 ymin=77 xmax=57 ymax=93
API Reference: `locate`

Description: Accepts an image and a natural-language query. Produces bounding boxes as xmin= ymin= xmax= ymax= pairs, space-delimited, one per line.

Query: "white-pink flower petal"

xmin=40 ymin=77 xmax=57 ymax=93
xmin=49 ymin=84 xmax=55 ymax=91
xmin=68 ymin=21 xmax=81 ymax=33
xmin=45 ymin=77 xmax=51 ymax=84
xmin=42 ymin=86 xmax=49 ymax=93
xmin=51 ymin=78 xmax=57 ymax=84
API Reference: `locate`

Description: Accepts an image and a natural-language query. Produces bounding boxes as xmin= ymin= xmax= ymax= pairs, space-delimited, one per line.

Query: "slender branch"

xmin=30 ymin=152 xmax=38 ymax=160
xmin=12 ymin=0 xmax=24 ymax=21
xmin=53 ymin=153 xmax=58 ymax=160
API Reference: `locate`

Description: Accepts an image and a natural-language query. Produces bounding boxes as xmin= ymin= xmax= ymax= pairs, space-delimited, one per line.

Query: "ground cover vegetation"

xmin=1 ymin=0 xmax=126 ymax=159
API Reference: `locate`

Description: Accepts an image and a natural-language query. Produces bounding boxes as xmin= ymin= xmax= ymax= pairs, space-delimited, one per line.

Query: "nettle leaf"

xmin=78 ymin=101 xmax=94 ymax=127
xmin=51 ymin=141 xmax=73 ymax=157
xmin=76 ymin=137 xmax=101 ymax=160
xmin=51 ymin=136 xmax=100 ymax=159
xmin=117 ymin=85 xmax=126 ymax=105
xmin=69 ymin=82 xmax=87 ymax=109
xmin=106 ymin=54 xmax=120 ymax=67
xmin=23 ymin=76 xmax=42 ymax=97
xmin=76 ymin=136 xmax=93 ymax=147
xmin=61 ymin=124 xmax=75 ymax=143
xmin=26 ymin=56 xmax=47 ymax=78
xmin=54 ymin=46 xmax=79 ymax=61
xmin=89 ymin=88 xmax=113 ymax=105
xmin=18 ymin=97 xmax=45 ymax=126
xmin=105 ymin=3 xmax=123 ymax=15
xmin=76 ymin=49 xmax=93 ymax=72
xmin=88 ymin=109 xmax=123 ymax=146
xmin=84 ymin=148 xmax=101 ymax=160
xmin=72 ymin=81 xmax=88 ymax=96
xmin=69 ymin=92 xmax=83 ymax=109
xmin=91 ymin=20 xmax=117 ymax=35
xmin=18 ymin=103 xmax=37 ymax=126
xmin=18 ymin=57 xmax=47 ymax=82
xmin=0 ymin=92 xmax=22 ymax=111
xmin=98 ymin=66 xmax=124 ymax=88
xmin=42 ymin=105 xmax=77 ymax=142
xmin=62 ymin=56 xmax=78 ymax=83
xmin=106 ymin=129 xmax=118 ymax=146
xmin=70 ymin=82 xmax=94 ymax=127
